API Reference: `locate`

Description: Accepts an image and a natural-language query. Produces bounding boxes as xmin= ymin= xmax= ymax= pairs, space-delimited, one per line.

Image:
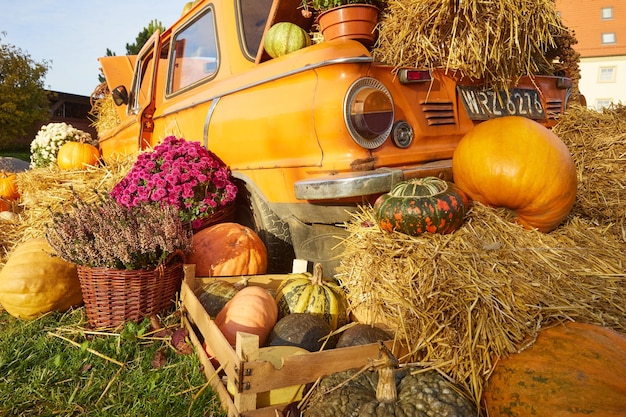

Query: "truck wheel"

xmin=235 ymin=182 xmax=295 ymax=273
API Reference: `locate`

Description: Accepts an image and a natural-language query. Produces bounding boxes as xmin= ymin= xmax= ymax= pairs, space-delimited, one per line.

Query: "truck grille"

xmin=544 ymin=99 xmax=563 ymax=120
xmin=421 ymin=101 xmax=456 ymax=126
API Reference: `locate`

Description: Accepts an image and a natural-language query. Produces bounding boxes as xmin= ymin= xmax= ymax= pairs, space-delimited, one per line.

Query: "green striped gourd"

xmin=274 ymin=263 xmax=348 ymax=331
xmin=373 ymin=177 xmax=470 ymax=236
xmin=264 ymin=22 xmax=311 ymax=59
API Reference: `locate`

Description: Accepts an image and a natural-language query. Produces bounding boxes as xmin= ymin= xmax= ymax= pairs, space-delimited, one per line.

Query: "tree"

xmin=0 ymin=32 xmax=50 ymax=149
xmin=125 ymin=19 xmax=166 ymax=55
xmin=98 ymin=20 xmax=165 ymax=84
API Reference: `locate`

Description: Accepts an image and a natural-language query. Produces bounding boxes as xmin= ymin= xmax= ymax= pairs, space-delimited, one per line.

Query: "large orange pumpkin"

xmin=483 ymin=322 xmax=626 ymax=417
xmin=57 ymin=141 xmax=100 ymax=170
xmin=188 ymin=222 xmax=267 ymax=276
xmin=0 ymin=171 xmax=20 ymax=201
xmin=452 ymin=116 xmax=577 ymax=232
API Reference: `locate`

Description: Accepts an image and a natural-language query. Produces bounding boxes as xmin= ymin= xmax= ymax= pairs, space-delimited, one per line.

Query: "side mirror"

xmin=111 ymin=85 xmax=129 ymax=106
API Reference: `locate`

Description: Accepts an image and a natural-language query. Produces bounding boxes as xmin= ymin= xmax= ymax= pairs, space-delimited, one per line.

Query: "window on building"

xmin=602 ymin=32 xmax=616 ymax=44
xmin=598 ymin=67 xmax=616 ymax=83
xmin=595 ymin=99 xmax=613 ymax=111
xmin=601 ymin=7 xmax=613 ymax=20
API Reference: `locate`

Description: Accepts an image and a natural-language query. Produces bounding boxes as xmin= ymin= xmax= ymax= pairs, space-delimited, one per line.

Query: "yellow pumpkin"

xmin=452 ymin=116 xmax=577 ymax=232
xmin=0 ymin=238 xmax=83 ymax=318
xmin=57 ymin=141 xmax=100 ymax=170
xmin=0 ymin=171 xmax=19 ymax=201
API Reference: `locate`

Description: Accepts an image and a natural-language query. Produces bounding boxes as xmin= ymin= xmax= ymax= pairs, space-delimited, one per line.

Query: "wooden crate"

xmin=180 ymin=264 xmax=405 ymax=417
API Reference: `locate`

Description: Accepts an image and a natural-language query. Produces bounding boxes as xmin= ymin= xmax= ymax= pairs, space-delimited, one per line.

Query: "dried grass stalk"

xmin=554 ymin=104 xmax=626 ymax=241
xmin=0 ymin=156 xmax=134 ymax=266
xmin=337 ymin=204 xmax=626 ymax=406
xmin=373 ymin=0 xmax=570 ymax=90
xmin=89 ymin=83 xmax=121 ymax=137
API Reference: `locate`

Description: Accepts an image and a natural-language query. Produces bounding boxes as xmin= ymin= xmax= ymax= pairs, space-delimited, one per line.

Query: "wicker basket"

xmin=77 ymin=255 xmax=185 ymax=329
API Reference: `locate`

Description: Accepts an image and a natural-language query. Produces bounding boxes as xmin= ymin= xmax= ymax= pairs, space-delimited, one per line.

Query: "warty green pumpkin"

xmin=374 ymin=177 xmax=470 ymax=236
xmin=274 ymin=263 xmax=348 ymax=331
xmin=303 ymin=343 xmax=477 ymax=416
xmin=0 ymin=238 xmax=83 ymax=318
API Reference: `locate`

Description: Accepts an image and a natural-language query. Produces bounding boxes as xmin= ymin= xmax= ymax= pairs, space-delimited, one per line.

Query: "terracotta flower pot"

xmin=317 ymin=4 xmax=380 ymax=47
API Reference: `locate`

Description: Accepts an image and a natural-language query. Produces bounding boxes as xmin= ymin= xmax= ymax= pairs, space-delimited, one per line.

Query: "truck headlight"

xmin=344 ymin=77 xmax=394 ymax=149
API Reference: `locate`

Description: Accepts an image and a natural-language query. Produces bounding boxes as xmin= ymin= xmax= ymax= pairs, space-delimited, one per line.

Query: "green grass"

xmin=0 ymin=308 xmax=226 ymax=417
xmin=0 ymin=151 xmax=30 ymax=162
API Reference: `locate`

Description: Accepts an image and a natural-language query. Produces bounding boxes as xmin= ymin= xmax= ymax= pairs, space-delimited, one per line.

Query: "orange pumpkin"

xmin=483 ymin=322 xmax=626 ymax=417
xmin=452 ymin=116 xmax=577 ymax=232
xmin=0 ymin=199 xmax=9 ymax=212
xmin=188 ymin=222 xmax=267 ymax=276
xmin=0 ymin=171 xmax=20 ymax=201
xmin=57 ymin=141 xmax=100 ymax=170
xmin=213 ymin=285 xmax=278 ymax=347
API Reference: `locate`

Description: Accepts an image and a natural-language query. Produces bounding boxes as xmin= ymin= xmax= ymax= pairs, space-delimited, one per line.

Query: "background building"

xmin=556 ymin=0 xmax=626 ymax=109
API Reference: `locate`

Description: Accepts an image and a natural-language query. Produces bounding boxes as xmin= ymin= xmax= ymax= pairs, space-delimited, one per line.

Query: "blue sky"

xmin=0 ymin=1 xmax=185 ymax=96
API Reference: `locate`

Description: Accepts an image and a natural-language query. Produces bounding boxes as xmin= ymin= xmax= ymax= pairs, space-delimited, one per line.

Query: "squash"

xmin=188 ymin=222 xmax=267 ymax=276
xmin=56 ymin=141 xmax=100 ymax=170
xmin=335 ymin=323 xmax=392 ymax=348
xmin=483 ymin=322 xmax=626 ymax=417
xmin=0 ymin=238 xmax=83 ymax=318
xmin=268 ymin=313 xmax=336 ymax=351
xmin=0 ymin=171 xmax=19 ymax=201
xmin=452 ymin=116 xmax=577 ymax=232
xmin=213 ymin=285 xmax=278 ymax=347
xmin=226 ymin=346 xmax=309 ymax=407
xmin=373 ymin=176 xmax=470 ymax=236
xmin=264 ymin=22 xmax=311 ymax=59
xmin=304 ymin=344 xmax=477 ymax=416
xmin=274 ymin=263 xmax=348 ymax=331
xmin=196 ymin=279 xmax=240 ymax=317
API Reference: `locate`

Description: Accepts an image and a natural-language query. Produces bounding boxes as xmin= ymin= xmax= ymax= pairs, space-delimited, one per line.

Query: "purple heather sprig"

xmin=110 ymin=136 xmax=237 ymax=227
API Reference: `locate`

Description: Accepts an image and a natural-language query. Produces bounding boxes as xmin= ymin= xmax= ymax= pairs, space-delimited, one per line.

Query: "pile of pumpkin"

xmin=189 ymin=222 xmax=480 ymax=415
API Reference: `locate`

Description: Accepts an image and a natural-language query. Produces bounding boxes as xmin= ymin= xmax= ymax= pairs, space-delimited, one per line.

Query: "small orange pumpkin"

xmin=0 ymin=171 xmax=20 ymax=201
xmin=213 ymin=285 xmax=278 ymax=347
xmin=57 ymin=141 xmax=100 ymax=170
xmin=483 ymin=322 xmax=626 ymax=417
xmin=188 ymin=222 xmax=267 ymax=276
xmin=452 ymin=116 xmax=577 ymax=232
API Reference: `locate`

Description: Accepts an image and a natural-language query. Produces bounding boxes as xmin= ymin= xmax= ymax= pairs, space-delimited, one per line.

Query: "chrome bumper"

xmin=294 ymin=159 xmax=453 ymax=200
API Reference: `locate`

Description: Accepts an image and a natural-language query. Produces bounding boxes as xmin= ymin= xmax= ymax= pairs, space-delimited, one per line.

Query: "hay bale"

xmin=89 ymin=83 xmax=121 ymax=137
xmin=554 ymin=104 xmax=626 ymax=241
xmin=373 ymin=0 xmax=575 ymax=90
xmin=0 ymin=156 xmax=134 ymax=267
xmin=338 ymin=205 xmax=626 ymax=406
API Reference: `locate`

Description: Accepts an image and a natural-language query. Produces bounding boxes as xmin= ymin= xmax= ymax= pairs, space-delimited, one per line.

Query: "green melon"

xmin=264 ymin=22 xmax=311 ymax=59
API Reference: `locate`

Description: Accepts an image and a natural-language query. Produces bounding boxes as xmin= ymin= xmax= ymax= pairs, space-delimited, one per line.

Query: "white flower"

xmin=30 ymin=122 xmax=98 ymax=168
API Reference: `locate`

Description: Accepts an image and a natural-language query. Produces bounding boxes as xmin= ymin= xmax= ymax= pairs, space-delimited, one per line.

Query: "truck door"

xmin=127 ymin=30 xmax=161 ymax=151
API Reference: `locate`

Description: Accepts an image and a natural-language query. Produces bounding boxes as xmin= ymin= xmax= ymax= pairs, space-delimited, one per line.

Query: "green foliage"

xmin=303 ymin=0 xmax=382 ymax=11
xmin=0 ymin=308 xmax=225 ymax=417
xmin=0 ymin=33 xmax=50 ymax=149
xmin=126 ymin=19 xmax=166 ymax=55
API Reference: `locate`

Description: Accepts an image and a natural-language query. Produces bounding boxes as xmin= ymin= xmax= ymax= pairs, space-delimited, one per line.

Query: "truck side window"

xmin=169 ymin=8 xmax=218 ymax=93
xmin=238 ymin=0 xmax=273 ymax=59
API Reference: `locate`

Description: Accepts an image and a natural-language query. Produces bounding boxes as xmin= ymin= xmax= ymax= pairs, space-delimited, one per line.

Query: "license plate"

xmin=458 ymin=86 xmax=546 ymax=120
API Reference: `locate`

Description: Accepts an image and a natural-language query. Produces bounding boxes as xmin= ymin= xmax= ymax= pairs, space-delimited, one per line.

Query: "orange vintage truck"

xmin=97 ymin=0 xmax=573 ymax=274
